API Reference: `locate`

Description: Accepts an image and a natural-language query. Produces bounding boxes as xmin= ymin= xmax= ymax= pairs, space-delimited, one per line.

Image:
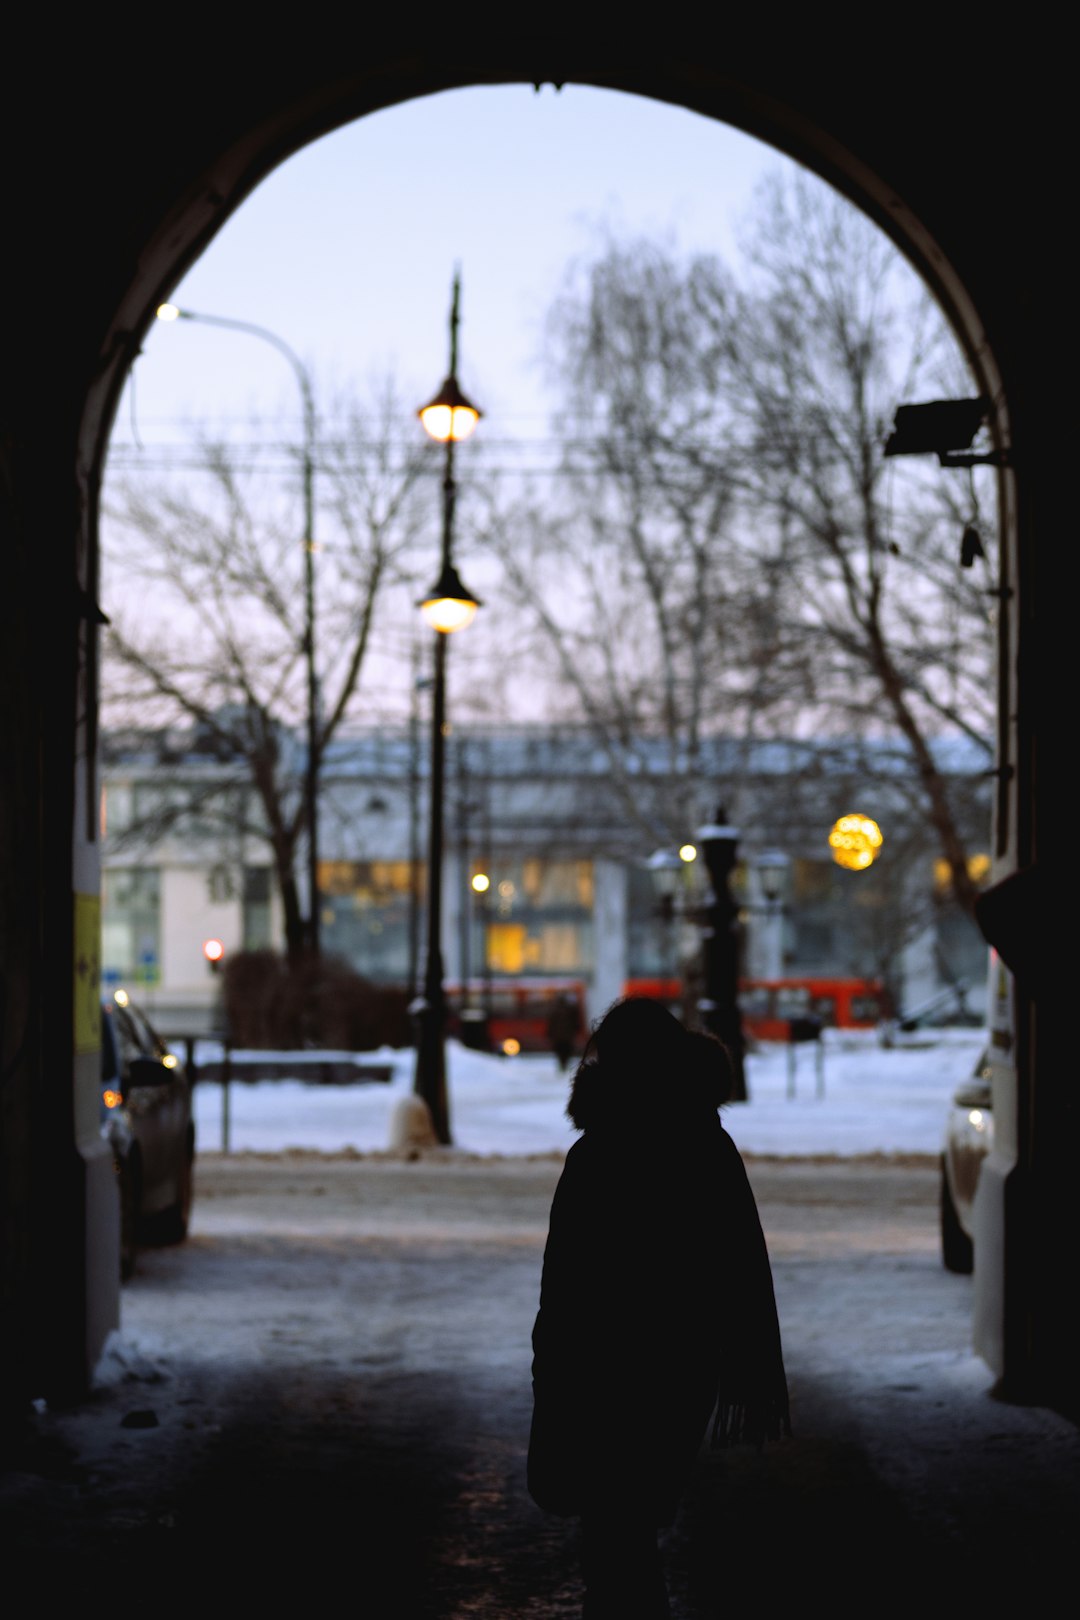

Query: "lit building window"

xmin=315 ymin=859 xmax=423 ymax=981
xmin=476 ymin=858 xmax=593 ymax=977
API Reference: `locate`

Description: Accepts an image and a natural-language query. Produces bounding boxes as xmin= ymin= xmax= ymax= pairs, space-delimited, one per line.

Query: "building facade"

xmin=101 ymin=723 xmax=992 ymax=1038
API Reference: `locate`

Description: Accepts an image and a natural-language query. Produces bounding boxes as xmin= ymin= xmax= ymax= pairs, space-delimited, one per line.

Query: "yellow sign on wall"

xmin=74 ymin=892 xmax=102 ymax=1053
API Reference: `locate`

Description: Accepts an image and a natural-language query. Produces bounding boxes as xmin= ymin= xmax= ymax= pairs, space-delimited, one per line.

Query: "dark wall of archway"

xmin=0 ymin=34 xmax=1062 ymax=1415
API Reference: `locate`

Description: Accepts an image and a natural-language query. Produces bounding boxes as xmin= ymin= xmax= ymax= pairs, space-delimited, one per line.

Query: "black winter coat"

xmin=528 ymin=1093 xmax=788 ymax=1526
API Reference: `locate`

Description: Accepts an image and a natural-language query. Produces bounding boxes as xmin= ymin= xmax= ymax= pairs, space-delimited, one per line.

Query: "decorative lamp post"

xmin=646 ymin=848 xmax=685 ymax=989
xmin=646 ymin=848 xmax=683 ymax=919
xmin=754 ymin=850 xmax=790 ymax=981
xmin=413 ymin=271 xmax=482 ymax=1145
xmin=156 ymin=303 xmax=322 ymax=960
xmin=696 ymin=806 xmax=748 ymax=1102
xmin=647 ymin=848 xmax=689 ymax=984
xmin=470 ymin=869 xmax=494 ymax=1038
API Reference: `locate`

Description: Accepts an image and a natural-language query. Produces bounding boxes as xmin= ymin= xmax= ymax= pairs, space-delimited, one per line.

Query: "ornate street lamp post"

xmin=155 ymin=303 xmax=322 ymax=959
xmin=753 ymin=850 xmax=790 ymax=981
xmin=646 ymin=847 xmax=684 ymax=988
xmin=696 ymin=807 xmax=748 ymax=1102
xmin=413 ymin=271 xmax=482 ymax=1145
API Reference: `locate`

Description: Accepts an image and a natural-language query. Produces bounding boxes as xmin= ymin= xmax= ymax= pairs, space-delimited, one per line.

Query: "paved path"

xmin=3 ymin=1153 xmax=1077 ymax=1612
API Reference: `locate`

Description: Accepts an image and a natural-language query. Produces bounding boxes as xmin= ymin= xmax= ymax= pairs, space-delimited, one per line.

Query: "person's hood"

xmin=566 ymin=1051 xmax=725 ymax=1134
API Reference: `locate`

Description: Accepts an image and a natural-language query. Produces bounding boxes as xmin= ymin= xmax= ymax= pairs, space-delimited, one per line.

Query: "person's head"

xmin=589 ymin=994 xmax=687 ymax=1071
xmin=686 ymin=1029 xmax=735 ymax=1108
xmin=567 ymin=996 xmax=729 ymax=1130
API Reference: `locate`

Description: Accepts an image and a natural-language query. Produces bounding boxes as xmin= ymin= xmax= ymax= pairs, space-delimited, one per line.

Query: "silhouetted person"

xmin=547 ymin=991 xmax=580 ymax=1072
xmin=528 ymin=997 xmax=789 ymax=1618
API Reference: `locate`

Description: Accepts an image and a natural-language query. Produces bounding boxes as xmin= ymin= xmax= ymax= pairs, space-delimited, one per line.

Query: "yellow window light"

xmin=934 ymin=852 xmax=992 ymax=893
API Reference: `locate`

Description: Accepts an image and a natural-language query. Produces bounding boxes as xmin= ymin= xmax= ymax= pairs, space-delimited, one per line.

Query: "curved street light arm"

xmin=160 ymin=303 xmax=321 ymax=958
xmin=169 ymin=307 xmax=315 ymax=442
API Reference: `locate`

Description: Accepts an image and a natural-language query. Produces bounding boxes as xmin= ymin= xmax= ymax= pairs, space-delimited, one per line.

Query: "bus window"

xmin=810 ymin=995 xmax=838 ymax=1026
xmin=738 ymin=985 xmax=774 ymax=1019
xmin=775 ymin=986 xmax=812 ymax=1019
xmin=446 ymin=980 xmax=587 ymax=1056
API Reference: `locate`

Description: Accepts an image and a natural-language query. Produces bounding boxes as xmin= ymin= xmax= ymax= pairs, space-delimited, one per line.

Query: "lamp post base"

xmin=389 ymin=1093 xmax=439 ymax=1152
xmin=413 ymin=1001 xmax=451 ymax=1146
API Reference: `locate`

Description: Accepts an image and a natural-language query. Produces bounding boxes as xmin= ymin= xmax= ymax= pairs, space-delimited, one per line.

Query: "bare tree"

xmin=481 ymin=172 xmax=995 ymax=927
xmin=102 ymin=379 xmax=438 ymax=959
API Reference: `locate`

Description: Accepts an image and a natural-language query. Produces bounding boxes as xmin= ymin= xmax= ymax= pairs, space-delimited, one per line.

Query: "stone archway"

xmin=1 ymin=37 xmax=1051 ymax=1416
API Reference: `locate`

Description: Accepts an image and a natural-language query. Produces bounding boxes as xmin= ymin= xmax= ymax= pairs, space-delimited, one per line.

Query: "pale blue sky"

xmin=116 ymin=84 xmax=800 ymax=448
xmin=107 ymin=85 xmax=940 ymax=728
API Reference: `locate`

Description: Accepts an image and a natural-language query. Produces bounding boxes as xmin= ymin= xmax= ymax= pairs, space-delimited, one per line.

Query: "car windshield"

xmin=124 ymin=1000 xmax=165 ymax=1058
xmin=111 ymin=1004 xmax=148 ymax=1067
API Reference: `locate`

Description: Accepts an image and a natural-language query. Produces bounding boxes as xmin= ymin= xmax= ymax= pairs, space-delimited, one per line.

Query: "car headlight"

xmin=949 ymin=1105 xmax=993 ymax=1154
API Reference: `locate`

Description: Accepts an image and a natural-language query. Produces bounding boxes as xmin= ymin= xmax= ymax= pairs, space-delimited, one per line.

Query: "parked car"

xmin=940 ymin=1047 xmax=993 ymax=1274
xmin=100 ymin=990 xmax=195 ymax=1280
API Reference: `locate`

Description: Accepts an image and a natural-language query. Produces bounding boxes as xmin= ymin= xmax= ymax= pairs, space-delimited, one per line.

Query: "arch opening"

xmin=4 ymin=48 xmax=1046 ymax=1433
xmin=90 ymin=76 xmax=1003 ymax=1341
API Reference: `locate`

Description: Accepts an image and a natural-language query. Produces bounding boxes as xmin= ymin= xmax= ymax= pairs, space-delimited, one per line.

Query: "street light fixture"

xmin=418 ymin=374 xmax=481 ymax=445
xmin=155 ymin=302 xmax=322 ymax=960
xmin=646 ymin=848 xmax=684 ymax=914
xmin=413 ymin=270 xmax=482 ymax=1145
xmin=756 ymin=850 xmax=790 ymax=904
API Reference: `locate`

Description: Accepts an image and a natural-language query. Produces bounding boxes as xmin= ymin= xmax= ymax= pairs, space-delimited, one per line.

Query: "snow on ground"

xmin=190 ymin=1026 xmax=985 ymax=1158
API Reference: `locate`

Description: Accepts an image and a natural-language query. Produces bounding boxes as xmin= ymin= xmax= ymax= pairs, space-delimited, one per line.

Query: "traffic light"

xmin=203 ymin=938 xmax=225 ymax=974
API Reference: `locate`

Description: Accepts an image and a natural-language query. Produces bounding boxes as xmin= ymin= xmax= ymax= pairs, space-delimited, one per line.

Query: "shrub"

xmin=222 ymin=950 xmax=413 ymax=1050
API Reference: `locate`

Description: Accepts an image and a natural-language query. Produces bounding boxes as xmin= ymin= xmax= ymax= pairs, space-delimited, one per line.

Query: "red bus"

xmin=621 ymin=976 xmax=887 ymax=1040
xmin=445 ymin=980 xmax=589 ymax=1057
xmin=737 ymin=977 xmax=887 ymax=1040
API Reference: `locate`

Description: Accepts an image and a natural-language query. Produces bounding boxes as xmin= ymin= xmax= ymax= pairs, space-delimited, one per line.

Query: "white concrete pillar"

xmin=590 ymin=859 xmax=628 ymax=1025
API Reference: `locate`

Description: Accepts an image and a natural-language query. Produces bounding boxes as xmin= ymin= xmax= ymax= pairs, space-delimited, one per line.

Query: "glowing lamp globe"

xmin=420 ymin=595 xmax=478 ymax=633
xmin=418 ymin=559 xmax=481 ymax=634
xmin=418 ymin=376 xmax=481 ymax=443
xmin=828 ymin=814 xmax=883 ymax=871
